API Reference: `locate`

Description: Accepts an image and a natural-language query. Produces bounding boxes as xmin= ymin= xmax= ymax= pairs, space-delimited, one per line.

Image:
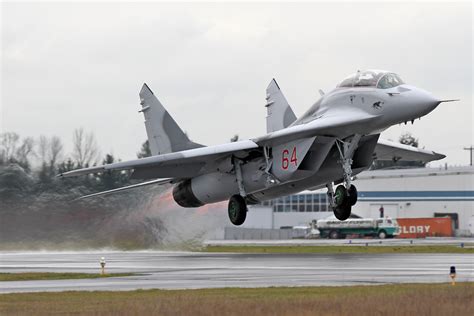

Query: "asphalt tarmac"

xmin=1 ymin=251 xmax=473 ymax=293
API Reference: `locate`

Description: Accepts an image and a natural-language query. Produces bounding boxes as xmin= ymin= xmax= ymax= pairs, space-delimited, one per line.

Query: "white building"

xmin=242 ymin=166 xmax=474 ymax=235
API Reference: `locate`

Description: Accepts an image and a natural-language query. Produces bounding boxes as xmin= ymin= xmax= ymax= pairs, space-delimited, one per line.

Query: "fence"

xmin=224 ymin=227 xmax=307 ymax=240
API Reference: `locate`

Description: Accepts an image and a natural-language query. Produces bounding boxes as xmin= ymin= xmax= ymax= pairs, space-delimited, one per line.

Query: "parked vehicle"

xmin=317 ymin=217 xmax=399 ymax=239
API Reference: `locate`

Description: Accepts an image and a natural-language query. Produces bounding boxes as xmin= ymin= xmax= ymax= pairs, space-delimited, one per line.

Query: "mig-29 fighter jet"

xmin=59 ymin=70 xmax=450 ymax=225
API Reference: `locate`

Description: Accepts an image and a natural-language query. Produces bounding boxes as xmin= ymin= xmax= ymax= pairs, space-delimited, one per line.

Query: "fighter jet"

xmin=59 ymin=69 xmax=451 ymax=225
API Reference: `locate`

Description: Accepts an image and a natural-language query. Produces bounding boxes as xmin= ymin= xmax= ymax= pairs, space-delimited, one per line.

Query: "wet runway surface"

xmin=1 ymin=251 xmax=473 ymax=293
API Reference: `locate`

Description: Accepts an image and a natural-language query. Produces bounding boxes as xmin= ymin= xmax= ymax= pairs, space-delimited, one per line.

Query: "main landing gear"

xmin=228 ymin=194 xmax=247 ymax=226
xmin=327 ymin=135 xmax=361 ymax=221
xmin=228 ymin=156 xmax=248 ymax=226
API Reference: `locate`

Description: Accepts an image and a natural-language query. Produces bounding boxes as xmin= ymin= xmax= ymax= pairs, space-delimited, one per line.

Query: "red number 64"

xmin=282 ymin=147 xmax=297 ymax=170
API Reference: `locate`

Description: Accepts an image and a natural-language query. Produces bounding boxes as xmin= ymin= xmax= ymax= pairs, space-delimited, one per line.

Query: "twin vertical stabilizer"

xmin=265 ymin=79 xmax=297 ymax=133
xmin=139 ymin=84 xmax=203 ymax=156
xmin=139 ymin=80 xmax=296 ymax=156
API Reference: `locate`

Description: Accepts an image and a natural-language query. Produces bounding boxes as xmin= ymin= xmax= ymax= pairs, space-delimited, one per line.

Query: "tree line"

xmin=0 ymin=128 xmax=152 ymax=204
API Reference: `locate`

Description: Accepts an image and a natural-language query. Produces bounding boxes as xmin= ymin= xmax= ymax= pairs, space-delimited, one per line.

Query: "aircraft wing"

xmin=374 ymin=139 xmax=445 ymax=162
xmin=58 ymin=140 xmax=259 ymax=179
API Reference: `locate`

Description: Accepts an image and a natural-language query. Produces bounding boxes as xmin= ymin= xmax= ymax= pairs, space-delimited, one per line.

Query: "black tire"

xmin=378 ymin=230 xmax=387 ymax=239
xmin=228 ymin=195 xmax=247 ymax=226
xmin=347 ymin=184 xmax=358 ymax=206
xmin=334 ymin=205 xmax=351 ymax=221
xmin=334 ymin=185 xmax=348 ymax=208
xmin=329 ymin=230 xmax=340 ymax=239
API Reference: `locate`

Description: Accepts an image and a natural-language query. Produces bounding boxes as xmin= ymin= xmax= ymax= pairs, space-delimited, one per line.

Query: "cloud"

xmin=1 ymin=2 xmax=472 ymax=165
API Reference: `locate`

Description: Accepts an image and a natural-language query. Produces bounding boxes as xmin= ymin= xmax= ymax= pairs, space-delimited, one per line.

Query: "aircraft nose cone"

xmin=424 ymin=94 xmax=441 ymax=109
xmin=415 ymin=88 xmax=441 ymax=113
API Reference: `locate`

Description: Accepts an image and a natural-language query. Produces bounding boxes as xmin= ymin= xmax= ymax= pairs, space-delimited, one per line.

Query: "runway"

xmin=1 ymin=251 xmax=473 ymax=293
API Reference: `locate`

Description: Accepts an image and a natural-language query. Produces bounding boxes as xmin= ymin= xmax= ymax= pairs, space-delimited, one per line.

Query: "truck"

xmin=316 ymin=217 xmax=399 ymax=239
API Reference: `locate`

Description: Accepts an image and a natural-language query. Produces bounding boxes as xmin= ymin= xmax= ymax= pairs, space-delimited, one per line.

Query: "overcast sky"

xmin=1 ymin=1 xmax=472 ymax=167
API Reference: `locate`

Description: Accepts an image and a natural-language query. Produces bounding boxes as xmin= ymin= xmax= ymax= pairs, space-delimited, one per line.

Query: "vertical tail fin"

xmin=139 ymin=83 xmax=203 ymax=155
xmin=265 ymin=79 xmax=297 ymax=133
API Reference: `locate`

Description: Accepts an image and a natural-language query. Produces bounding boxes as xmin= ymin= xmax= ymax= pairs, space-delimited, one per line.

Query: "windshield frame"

xmin=337 ymin=70 xmax=390 ymax=88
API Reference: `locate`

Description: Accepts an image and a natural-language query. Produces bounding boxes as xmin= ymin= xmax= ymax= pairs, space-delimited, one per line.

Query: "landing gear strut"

xmin=327 ymin=135 xmax=361 ymax=221
xmin=228 ymin=156 xmax=247 ymax=226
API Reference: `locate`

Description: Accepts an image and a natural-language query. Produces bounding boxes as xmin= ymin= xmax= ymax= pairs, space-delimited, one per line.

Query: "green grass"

xmin=0 ymin=283 xmax=472 ymax=315
xmin=203 ymin=245 xmax=474 ymax=254
xmin=0 ymin=272 xmax=136 ymax=282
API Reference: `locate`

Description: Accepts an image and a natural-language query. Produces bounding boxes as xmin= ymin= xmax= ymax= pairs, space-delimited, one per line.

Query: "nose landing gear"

xmin=330 ymin=184 xmax=357 ymax=220
xmin=327 ymin=135 xmax=361 ymax=221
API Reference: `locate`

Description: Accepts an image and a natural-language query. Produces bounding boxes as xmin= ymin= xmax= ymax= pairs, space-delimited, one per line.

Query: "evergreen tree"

xmin=95 ymin=154 xmax=131 ymax=190
xmin=137 ymin=140 xmax=152 ymax=158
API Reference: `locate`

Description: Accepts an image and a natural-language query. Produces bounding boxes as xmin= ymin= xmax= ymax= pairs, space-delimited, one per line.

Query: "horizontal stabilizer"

xmin=75 ymin=178 xmax=173 ymax=200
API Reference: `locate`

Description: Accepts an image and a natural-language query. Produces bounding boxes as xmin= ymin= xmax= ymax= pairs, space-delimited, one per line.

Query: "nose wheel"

xmin=228 ymin=194 xmax=247 ymax=226
xmin=347 ymin=184 xmax=358 ymax=206
xmin=327 ymin=135 xmax=361 ymax=221
xmin=331 ymin=184 xmax=357 ymax=221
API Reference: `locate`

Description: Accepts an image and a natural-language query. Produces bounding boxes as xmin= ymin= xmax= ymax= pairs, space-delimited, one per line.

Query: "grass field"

xmin=0 ymin=272 xmax=135 ymax=282
xmin=0 ymin=283 xmax=472 ymax=315
xmin=203 ymin=245 xmax=474 ymax=254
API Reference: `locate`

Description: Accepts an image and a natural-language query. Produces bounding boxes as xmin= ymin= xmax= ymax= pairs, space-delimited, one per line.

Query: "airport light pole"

xmin=464 ymin=146 xmax=474 ymax=166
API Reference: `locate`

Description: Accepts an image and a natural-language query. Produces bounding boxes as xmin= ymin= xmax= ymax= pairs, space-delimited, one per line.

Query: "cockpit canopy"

xmin=337 ymin=70 xmax=404 ymax=89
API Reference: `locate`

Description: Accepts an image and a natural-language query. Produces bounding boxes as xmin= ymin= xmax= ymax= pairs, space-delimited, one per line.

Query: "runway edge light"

xmin=100 ymin=257 xmax=106 ymax=275
xmin=450 ymin=266 xmax=456 ymax=285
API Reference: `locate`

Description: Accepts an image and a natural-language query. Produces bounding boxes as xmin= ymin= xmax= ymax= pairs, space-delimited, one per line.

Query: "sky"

xmin=1 ymin=1 xmax=473 ymax=167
